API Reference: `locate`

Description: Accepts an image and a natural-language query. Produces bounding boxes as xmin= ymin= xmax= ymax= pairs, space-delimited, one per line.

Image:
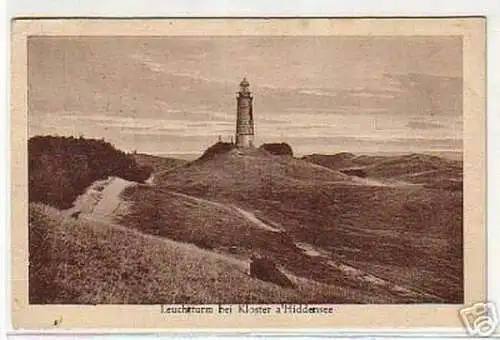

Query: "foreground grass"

xmin=29 ymin=203 xmax=385 ymax=304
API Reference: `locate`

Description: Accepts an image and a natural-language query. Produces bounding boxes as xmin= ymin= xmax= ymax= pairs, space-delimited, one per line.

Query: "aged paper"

xmin=11 ymin=18 xmax=485 ymax=330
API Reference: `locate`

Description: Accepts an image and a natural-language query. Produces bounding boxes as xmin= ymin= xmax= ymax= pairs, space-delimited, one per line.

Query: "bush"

xmin=340 ymin=168 xmax=367 ymax=178
xmin=29 ymin=135 xmax=152 ymax=209
xmin=259 ymin=143 xmax=293 ymax=156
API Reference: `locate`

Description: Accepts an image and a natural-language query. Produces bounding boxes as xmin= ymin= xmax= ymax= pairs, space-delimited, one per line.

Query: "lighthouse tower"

xmin=235 ymin=77 xmax=254 ymax=148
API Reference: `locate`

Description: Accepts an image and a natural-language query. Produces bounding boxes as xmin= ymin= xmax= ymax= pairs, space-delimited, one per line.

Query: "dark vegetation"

xmin=259 ymin=143 xmax=294 ymax=156
xmin=193 ymin=141 xmax=294 ymax=164
xmin=301 ymin=152 xmax=361 ymax=170
xmin=340 ymin=168 xmax=367 ymax=178
xmin=29 ymin=135 xmax=152 ymax=209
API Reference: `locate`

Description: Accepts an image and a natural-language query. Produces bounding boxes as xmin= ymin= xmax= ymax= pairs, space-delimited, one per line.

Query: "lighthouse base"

xmin=235 ymin=134 xmax=254 ymax=148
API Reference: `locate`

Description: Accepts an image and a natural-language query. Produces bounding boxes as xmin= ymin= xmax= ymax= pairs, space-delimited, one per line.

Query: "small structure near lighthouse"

xmin=235 ymin=78 xmax=255 ymax=148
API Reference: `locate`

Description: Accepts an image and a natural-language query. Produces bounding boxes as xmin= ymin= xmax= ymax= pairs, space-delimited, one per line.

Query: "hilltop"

xmin=155 ymin=146 xmax=353 ymax=192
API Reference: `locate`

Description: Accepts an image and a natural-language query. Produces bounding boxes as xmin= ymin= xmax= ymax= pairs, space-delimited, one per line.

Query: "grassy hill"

xmin=155 ymin=147 xmax=351 ymax=194
xmin=28 ymin=140 xmax=463 ymax=304
xmin=119 ymin=147 xmax=463 ymax=303
xmin=302 ymin=152 xmax=462 ymax=190
xmin=29 ymin=203 xmax=395 ymax=304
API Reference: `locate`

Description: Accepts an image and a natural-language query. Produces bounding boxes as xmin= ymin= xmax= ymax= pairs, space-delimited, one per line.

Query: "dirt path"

xmin=91 ymin=177 xmax=136 ymax=220
xmin=66 ymin=176 xmax=136 ymax=222
xmin=145 ymin=174 xmax=155 ymax=186
xmin=231 ymin=206 xmax=283 ymax=232
xmin=295 ymin=242 xmax=324 ymax=257
xmin=169 ymin=191 xmax=283 ymax=233
xmin=326 ymin=260 xmax=445 ymax=302
xmin=348 ymin=175 xmax=422 ymax=187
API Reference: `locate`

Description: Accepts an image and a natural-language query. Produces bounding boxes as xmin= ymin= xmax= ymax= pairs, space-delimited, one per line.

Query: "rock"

xmin=249 ymin=254 xmax=295 ymax=288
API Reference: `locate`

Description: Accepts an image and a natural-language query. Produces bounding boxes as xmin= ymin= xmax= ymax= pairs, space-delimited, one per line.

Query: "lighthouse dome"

xmin=240 ymin=77 xmax=250 ymax=87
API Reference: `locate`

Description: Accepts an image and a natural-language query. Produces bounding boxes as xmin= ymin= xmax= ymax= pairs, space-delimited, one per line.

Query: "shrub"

xmin=340 ymin=168 xmax=367 ymax=178
xmin=259 ymin=143 xmax=293 ymax=156
xmin=28 ymin=135 xmax=152 ymax=209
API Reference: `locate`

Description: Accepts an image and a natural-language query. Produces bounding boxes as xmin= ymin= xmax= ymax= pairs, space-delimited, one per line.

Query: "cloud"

xmin=297 ymin=89 xmax=336 ymax=97
xmin=131 ymin=53 xmax=232 ymax=85
xmin=348 ymin=92 xmax=396 ymax=99
xmin=406 ymin=120 xmax=446 ymax=130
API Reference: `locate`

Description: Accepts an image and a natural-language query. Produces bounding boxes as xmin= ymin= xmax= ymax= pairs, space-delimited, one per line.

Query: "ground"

xmin=29 ymin=148 xmax=463 ymax=304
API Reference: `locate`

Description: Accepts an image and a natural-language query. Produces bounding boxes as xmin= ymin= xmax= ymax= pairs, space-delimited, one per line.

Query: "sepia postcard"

xmin=11 ymin=18 xmax=486 ymax=331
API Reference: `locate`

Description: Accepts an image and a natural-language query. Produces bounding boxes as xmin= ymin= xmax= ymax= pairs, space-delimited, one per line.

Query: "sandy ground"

xmin=66 ymin=176 xmax=136 ymax=222
xmin=145 ymin=174 xmax=155 ymax=185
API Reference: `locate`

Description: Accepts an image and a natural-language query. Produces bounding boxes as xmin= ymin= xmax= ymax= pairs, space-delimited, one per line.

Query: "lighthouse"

xmin=235 ymin=77 xmax=255 ymax=148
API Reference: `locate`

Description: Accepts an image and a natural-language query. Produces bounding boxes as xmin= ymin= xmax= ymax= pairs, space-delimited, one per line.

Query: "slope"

xmin=122 ymin=149 xmax=462 ymax=303
xmin=29 ymin=202 xmax=401 ymax=304
xmin=303 ymin=152 xmax=462 ymax=189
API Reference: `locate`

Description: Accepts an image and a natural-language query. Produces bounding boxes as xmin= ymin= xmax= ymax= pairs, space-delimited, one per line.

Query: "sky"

xmin=28 ymin=36 xmax=463 ymax=159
